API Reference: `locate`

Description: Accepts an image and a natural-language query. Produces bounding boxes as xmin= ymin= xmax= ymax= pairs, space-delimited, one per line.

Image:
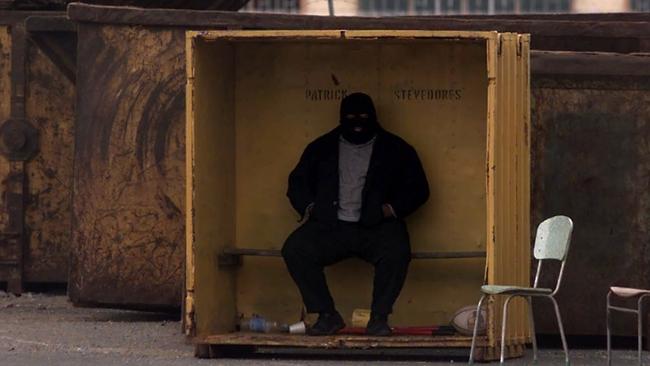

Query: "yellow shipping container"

xmin=184 ymin=30 xmax=530 ymax=360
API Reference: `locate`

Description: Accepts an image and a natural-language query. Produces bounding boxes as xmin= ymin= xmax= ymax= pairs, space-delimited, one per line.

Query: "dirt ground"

xmin=0 ymin=291 xmax=648 ymax=365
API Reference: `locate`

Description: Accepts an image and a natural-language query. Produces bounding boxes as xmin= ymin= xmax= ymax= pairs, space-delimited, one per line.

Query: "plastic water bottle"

xmin=239 ymin=315 xmax=289 ymax=333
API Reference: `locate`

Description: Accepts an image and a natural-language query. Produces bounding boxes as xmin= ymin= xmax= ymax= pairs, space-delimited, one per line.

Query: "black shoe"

xmin=307 ymin=312 xmax=345 ymax=336
xmin=365 ymin=313 xmax=392 ymax=336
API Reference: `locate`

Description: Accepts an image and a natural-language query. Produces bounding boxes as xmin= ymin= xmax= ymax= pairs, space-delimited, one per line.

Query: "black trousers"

xmin=281 ymin=219 xmax=411 ymax=315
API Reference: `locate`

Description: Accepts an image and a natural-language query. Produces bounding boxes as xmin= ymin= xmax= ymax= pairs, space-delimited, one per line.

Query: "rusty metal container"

xmin=68 ymin=14 xmax=188 ymax=309
xmin=0 ymin=10 xmax=76 ymax=293
xmin=0 ymin=2 xmax=248 ymax=300
xmin=530 ymin=51 xmax=650 ymax=337
xmin=185 ymin=29 xmax=531 ymax=360
xmin=66 ymin=2 xmax=254 ymax=310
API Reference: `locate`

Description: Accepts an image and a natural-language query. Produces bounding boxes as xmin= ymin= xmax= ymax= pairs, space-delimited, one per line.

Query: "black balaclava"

xmin=339 ymin=92 xmax=380 ymax=145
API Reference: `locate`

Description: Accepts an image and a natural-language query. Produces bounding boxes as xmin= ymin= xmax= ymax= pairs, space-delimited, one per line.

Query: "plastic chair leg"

xmin=606 ymin=292 xmax=612 ymax=366
xmin=549 ymin=296 xmax=570 ymax=366
xmin=500 ymin=295 xmax=515 ymax=364
xmin=468 ymin=295 xmax=487 ymax=365
xmin=526 ymin=296 xmax=538 ymax=364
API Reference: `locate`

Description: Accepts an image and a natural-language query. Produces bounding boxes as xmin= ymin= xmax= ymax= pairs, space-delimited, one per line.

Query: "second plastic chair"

xmin=606 ymin=286 xmax=650 ymax=366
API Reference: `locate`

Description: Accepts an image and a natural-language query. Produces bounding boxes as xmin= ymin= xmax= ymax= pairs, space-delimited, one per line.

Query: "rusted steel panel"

xmin=0 ymin=27 xmax=9 ymax=121
xmin=22 ymin=31 xmax=75 ymax=283
xmin=531 ymin=77 xmax=650 ymax=336
xmin=0 ymin=28 xmax=11 ymax=229
xmin=1 ymin=1 xmax=248 ymax=10
xmin=0 ymin=1 xmax=67 ymax=10
xmin=25 ymin=15 xmax=75 ymax=32
xmin=0 ymin=15 xmax=75 ymax=289
xmin=532 ymin=51 xmax=650 ymax=77
xmin=1 ymin=22 xmax=27 ymax=294
xmin=3 ymin=162 xmax=25 ymax=293
xmin=80 ymin=0 xmax=249 ymax=10
xmin=70 ymin=24 xmax=185 ymax=308
xmin=439 ymin=13 xmax=650 ymax=21
xmin=0 ymin=26 xmax=13 ymax=285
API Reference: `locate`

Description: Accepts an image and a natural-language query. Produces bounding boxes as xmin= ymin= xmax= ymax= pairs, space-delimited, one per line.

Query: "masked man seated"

xmin=282 ymin=92 xmax=430 ymax=336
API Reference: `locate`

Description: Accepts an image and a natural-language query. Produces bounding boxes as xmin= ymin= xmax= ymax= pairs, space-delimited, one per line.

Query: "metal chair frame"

xmin=607 ymin=289 xmax=650 ymax=366
xmin=468 ymin=215 xmax=573 ymax=365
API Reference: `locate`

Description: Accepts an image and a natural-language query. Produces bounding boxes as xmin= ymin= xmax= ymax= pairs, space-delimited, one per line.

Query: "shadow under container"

xmin=185 ymin=30 xmax=531 ymax=360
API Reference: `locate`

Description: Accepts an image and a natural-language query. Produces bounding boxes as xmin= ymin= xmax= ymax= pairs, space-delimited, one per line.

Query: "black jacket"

xmin=287 ymin=126 xmax=430 ymax=227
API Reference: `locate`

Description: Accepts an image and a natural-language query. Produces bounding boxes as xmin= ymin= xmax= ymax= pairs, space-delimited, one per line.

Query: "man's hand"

xmin=303 ymin=202 xmax=315 ymax=220
xmin=382 ymin=204 xmax=396 ymax=218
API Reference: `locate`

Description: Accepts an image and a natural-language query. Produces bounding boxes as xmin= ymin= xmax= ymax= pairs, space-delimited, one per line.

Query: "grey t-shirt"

xmin=337 ymin=135 xmax=375 ymax=222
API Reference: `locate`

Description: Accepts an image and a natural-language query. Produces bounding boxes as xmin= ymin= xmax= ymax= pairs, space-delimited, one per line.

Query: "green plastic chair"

xmin=468 ymin=215 xmax=574 ymax=365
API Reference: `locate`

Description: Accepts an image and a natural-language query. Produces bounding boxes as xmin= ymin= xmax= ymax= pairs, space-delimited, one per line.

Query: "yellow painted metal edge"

xmin=519 ymin=34 xmax=531 ymax=344
xmin=184 ymin=31 xmax=197 ymax=336
xmin=345 ymin=30 xmax=498 ymax=39
xmin=187 ymin=29 xmax=499 ymax=42
xmin=484 ymin=33 xmax=532 ymax=349
xmin=485 ymin=34 xmax=498 ymax=348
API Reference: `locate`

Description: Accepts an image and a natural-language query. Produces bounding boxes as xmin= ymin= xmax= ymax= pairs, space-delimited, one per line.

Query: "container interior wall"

xmin=488 ymin=34 xmax=531 ymax=346
xmin=194 ymin=37 xmax=489 ymax=333
xmin=192 ymin=40 xmax=237 ymax=336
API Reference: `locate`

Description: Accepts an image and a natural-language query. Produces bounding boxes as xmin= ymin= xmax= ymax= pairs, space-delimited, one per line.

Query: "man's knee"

xmin=282 ymin=225 xmax=312 ymax=262
xmin=283 ymin=221 xmax=321 ymax=259
xmin=378 ymin=245 xmax=411 ymax=270
xmin=392 ymin=250 xmax=411 ymax=267
xmin=281 ymin=234 xmax=299 ymax=261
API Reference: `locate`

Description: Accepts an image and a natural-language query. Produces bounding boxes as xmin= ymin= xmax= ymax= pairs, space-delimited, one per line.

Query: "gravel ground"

xmin=0 ymin=292 xmax=648 ymax=365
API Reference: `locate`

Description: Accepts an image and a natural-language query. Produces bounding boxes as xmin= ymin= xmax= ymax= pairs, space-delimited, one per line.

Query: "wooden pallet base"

xmin=478 ymin=343 xmax=526 ymax=361
xmin=193 ymin=333 xmax=526 ymax=361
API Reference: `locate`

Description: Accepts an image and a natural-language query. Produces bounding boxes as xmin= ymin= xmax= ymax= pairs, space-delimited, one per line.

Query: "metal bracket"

xmin=0 ymin=118 xmax=39 ymax=161
xmin=217 ymin=252 xmax=243 ymax=267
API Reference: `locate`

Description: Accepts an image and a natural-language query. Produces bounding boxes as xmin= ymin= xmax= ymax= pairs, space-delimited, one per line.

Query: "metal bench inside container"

xmin=218 ymin=248 xmax=486 ymax=267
